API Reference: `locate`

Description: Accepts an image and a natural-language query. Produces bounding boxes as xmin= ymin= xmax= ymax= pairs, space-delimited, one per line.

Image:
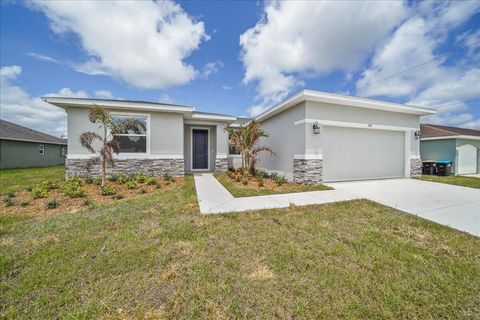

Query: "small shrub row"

xmin=100 ymin=185 xmax=116 ymax=196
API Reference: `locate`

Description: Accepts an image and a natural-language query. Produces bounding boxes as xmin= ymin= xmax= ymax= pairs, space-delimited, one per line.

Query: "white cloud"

xmin=0 ymin=65 xmax=114 ymax=136
xmin=240 ymin=0 xmax=407 ymax=115
xmin=30 ymin=0 xmax=208 ymax=89
xmin=356 ymin=1 xmax=480 ymax=129
xmin=94 ymin=90 xmax=114 ymax=99
xmin=28 ymin=52 xmax=61 ymax=64
xmin=221 ymin=85 xmax=232 ymax=90
xmin=201 ymin=61 xmax=223 ymax=79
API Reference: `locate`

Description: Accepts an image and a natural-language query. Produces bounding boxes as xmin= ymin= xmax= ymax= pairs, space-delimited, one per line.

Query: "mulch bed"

xmin=2 ymin=178 xmax=183 ymax=217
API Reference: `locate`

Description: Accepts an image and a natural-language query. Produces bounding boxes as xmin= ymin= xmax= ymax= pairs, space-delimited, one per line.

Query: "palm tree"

xmin=80 ymin=106 xmax=145 ymax=186
xmin=226 ymin=120 xmax=274 ymax=175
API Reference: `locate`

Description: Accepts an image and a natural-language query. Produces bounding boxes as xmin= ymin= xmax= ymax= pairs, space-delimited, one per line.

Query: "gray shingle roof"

xmin=420 ymin=124 xmax=480 ymax=138
xmin=0 ymin=119 xmax=67 ymax=145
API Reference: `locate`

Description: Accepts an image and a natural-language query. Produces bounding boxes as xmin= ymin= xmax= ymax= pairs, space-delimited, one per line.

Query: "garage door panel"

xmin=323 ymin=126 xmax=405 ymax=182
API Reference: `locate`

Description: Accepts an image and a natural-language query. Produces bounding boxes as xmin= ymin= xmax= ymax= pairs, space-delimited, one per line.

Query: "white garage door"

xmin=457 ymin=144 xmax=477 ymax=174
xmin=322 ymin=126 xmax=405 ymax=182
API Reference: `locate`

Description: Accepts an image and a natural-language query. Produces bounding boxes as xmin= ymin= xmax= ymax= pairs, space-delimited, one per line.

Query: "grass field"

xmin=214 ymin=173 xmax=332 ymax=197
xmin=0 ymin=165 xmax=65 ymax=195
xmin=418 ymin=175 xmax=480 ymax=189
xmin=1 ymin=172 xmax=479 ymax=318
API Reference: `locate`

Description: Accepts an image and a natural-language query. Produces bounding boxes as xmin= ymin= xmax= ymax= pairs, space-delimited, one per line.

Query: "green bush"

xmin=257 ymin=175 xmax=264 ymax=187
xmin=6 ymin=192 xmax=15 ymax=198
xmin=4 ymin=197 xmax=14 ymax=207
xmin=83 ymin=199 xmax=94 ymax=206
xmin=100 ymin=185 xmax=116 ymax=196
xmin=275 ymin=176 xmax=287 ymax=186
xmin=40 ymin=180 xmax=59 ymax=190
xmin=241 ymin=178 xmax=248 ymax=185
xmin=125 ymin=180 xmax=138 ymax=190
xmin=162 ymin=172 xmax=175 ymax=182
xmin=46 ymin=199 xmax=60 ymax=209
xmin=155 ymin=182 xmax=161 ymax=189
xmin=116 ymin=173 xmax=129 ymax=184
xmin=135 ymin=172 xmax=147 ymax=183
xmin=60 ymin=179 xmax=86 ymax=198
xmin=31 ymin=185 xmax=49 ymax=199
xmin=108 ymin=174 xmax=118 ymax=182
xmin=93 ymin=177 xmax=102 ymax=185
xmin=145 ymin=176 xmax=157 ymax=185
xmin=85 ymin=176 xmax=94 ymax=184
xmin=20 ymin=201 xmax=30 ymax=207
xmin=26 ymin=186 xmax=33 ymax=192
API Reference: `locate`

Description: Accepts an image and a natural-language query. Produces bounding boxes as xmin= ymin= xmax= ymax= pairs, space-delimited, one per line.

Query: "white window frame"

xmin=110 ymin=112 xmax=150 ymax=156
xmin=191 ymin=127 xmax=210 ymax=171
xmin=60 ymin=146 xmax=66 ymax=158
xmin=38 ymin=144 xmax=45 ymax=155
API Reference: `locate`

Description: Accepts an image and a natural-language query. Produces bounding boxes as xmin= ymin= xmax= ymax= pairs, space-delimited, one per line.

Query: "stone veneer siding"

xmin=293 ymin=158 xmax=323 ymax=185
xmin=66 ymin=158 xmax=184 ymax=178
xmin=215 ymin=158 xmax=228 ymax=173
xmin=410 ymin=158 xmax=422 ymax=178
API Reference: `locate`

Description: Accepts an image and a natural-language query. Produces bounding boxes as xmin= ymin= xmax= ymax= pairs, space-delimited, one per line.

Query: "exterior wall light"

xmin=414 ymin=130 xmax=421 ymax=140
xmin=313 ymin=122 xmax=320 ymax=134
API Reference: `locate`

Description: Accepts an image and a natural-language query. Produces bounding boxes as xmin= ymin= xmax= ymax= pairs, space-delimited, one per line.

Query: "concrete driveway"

xmin=326 ymin=179 xmax=480 ymax=237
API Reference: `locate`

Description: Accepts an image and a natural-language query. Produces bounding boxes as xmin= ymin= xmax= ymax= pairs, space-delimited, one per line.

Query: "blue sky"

xmin=1 ymin=1 xmax=479 ymax=136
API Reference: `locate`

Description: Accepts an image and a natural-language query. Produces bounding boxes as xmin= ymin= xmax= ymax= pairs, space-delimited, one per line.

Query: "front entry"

xmin=192 ymin=129 xmax=209 ymax=170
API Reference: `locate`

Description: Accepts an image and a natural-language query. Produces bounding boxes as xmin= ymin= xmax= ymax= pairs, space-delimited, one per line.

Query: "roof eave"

xmin=255 ymin=89 xmax=437 ymax=122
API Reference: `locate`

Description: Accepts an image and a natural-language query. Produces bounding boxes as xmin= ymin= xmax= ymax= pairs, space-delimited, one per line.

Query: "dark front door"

xmin=192 ymin=129 xmax=209 ymax=169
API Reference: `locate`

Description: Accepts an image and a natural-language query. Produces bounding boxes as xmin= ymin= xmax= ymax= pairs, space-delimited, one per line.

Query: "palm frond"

xmin=79 ymin=131 xmax=103 ymax=153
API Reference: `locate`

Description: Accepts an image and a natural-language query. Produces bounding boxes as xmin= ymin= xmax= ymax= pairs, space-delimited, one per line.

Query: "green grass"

xmin=1 ymin=176 xmax=479 ymax=319
xmin=0 ymin=165 xmax=65 ymax=195
xmin=215 ymin=173 xmax=332 ymax=197
xmin=418 ymin=175 xmax=480 ymax=189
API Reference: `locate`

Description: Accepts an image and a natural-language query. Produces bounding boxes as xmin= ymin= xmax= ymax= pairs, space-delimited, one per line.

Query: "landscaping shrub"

xmin=61 ymin=179 xmax=86 ymax=198
xmin=46 ymin=199 xmax=60 ymax=209
xmin=41 ymin=180 xmax=60 ymax=190
xmin=135 ymin=172 xmax=147 ymax=183
xmin=125 ymin=180 xmax=138 ymax=190
xmin=85 ymin=176 xmax=94 ymax=184
xmin=4 ymin=196 xmax=14 ymax=207
xmin=7 ymin=192 xmax=15 ymax=198
xmin=26 ymin=186 xmax=33 ymax=192
xmin=83 ymin=199 xmax=94 ymax=206
xmin=275 ymin=176 xmax=287 ymax=186
xmin=257 ymin=175 xmax=264 ymax=187
xmin=145 ymin=176 xmax=157 ymax=185
xmin=112 ymin=194 xmax=125 ymax=200
xmin=241 ymin=178 xmax=248 ymax=185
xmin=108 ymin=174 xmax=118 ymax=182
xmin=20 ymin=201 xmax=30 ymax=207
xmin=93 ymin=177 xmax=102 ymax=185
xmin=138 ymin=189 xmax=148 ymax=194
xmin=155 ymin=182 xmax=161 ymax=189
xmin=31 ymin=185 xmax=49 ymax=199
xmin=163 ymin=172 xmax=175 ymax=182
xmin=100 ymin=185 xmax=116 ymax=196
xmin=270 ymin=172 xmax=279 ymax=181
xmin=116 ymin=173 xmax=129 ymax=184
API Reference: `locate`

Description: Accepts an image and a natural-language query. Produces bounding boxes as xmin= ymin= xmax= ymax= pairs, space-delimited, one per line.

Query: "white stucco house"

xmin=43 ymin=89 xmax=435 ymax=184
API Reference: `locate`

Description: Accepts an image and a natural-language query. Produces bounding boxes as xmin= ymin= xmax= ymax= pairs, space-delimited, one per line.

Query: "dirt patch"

xmin=1 ymin=178 xmax=183 ymax=218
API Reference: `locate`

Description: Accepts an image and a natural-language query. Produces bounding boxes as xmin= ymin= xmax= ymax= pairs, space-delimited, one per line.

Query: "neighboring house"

xmin=420 ymin=124 xmax=480 ymax=175
xmin=0 ymin=119 xmax=67 ymax=169
xmin=43 ymin=90 xmax=436 ymax=184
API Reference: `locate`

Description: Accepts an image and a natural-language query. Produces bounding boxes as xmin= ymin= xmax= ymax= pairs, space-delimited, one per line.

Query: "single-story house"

xmin=43 ymin=90 xmax=435 ymax=184
xmin=0 ymin=119 xmax=67 ymax=169
xmin=420 ymin=124 xmax=480 ymax=175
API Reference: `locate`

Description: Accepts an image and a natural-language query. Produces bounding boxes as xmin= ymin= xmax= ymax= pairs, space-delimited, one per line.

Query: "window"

xmin=228 ymin=133 xmax=240 ymax=155
xmin=112 ymin=115 xmax=147 ymax=153
xmin=38 ymin=144 xmax=45 ymax=155
xmin=60 ymin=146 xmax=66 ymax=158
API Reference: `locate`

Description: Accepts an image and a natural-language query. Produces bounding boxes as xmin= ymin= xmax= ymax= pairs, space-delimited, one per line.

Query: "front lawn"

xmin=0 ymin=165 xmax=65 ymax=195
xmin=1 ymin=176 xmax=479 ymax=319
xmin=215 ymin=172 xmax=332 ymax=197
xmin=418 ymin=175 xmax=480 ymax=189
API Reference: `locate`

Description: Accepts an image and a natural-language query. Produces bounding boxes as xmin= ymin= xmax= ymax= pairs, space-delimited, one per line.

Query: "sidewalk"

xmin=194 ymin=173 xmax=358 ymax=214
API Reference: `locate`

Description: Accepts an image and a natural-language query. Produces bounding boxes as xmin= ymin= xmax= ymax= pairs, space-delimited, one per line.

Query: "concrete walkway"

xmin=194 ymin=174 xmax=480 ymax=237
xmin=194 ymin=173 xmax=357 ymax=214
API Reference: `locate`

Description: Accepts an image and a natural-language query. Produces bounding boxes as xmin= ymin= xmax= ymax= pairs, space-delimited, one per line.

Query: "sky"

xmin=1 ymin=0 xmax=479 ymax=137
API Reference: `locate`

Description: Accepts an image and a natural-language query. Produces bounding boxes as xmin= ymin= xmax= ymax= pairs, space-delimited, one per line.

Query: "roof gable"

xmin=0 ymin=119 xmax=67 ymax=145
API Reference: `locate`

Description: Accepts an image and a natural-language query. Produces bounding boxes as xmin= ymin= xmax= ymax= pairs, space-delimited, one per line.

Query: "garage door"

xmin=322 ymin=126 xmax=405 ymax=182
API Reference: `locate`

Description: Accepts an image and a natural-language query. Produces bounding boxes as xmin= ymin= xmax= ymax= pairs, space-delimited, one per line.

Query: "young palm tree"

xmin=226 ymin=120 xmax=274 ymax=175
xmin=80 ymin=106 xmax=145 ymax=186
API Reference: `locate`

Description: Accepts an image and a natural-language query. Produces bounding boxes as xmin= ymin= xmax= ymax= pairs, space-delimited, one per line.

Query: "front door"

xmin=192 ymin=129 xmax=209 ymax=170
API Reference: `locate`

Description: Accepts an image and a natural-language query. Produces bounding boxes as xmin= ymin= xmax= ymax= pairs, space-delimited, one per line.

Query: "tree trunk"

xmin=101 ymin=156 xmax=106 ymax=186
